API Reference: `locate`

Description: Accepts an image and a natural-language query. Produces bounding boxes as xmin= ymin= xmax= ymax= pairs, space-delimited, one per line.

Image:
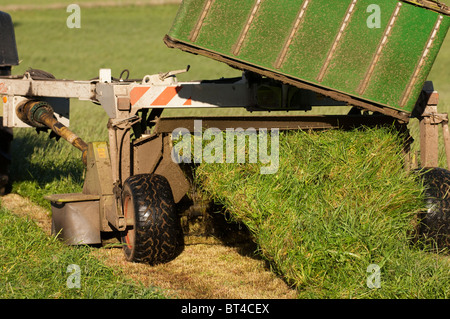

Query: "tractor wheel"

xmin=0 ymin=118 xmax=12 ymax=195
xmin=419 ymin=167 xmax=450 ymax=250
xmin=121 ymin=174 xmax=184 ymax=265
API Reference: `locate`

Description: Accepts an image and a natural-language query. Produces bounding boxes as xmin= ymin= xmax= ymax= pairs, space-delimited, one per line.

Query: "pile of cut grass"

xmin=0 ymin=207 xmax=165 ymax=298
xmin=195 ymin=127 xmax=450 ymax=298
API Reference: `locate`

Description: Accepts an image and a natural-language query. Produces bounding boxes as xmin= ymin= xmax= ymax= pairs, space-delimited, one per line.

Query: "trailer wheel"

xmin=121 ymin=174 xmax=184 ymax=265
xmin=419 ymin=167 xmax=450 ymax=250
xmin=0 ymin=119 xmax=12 ymax=195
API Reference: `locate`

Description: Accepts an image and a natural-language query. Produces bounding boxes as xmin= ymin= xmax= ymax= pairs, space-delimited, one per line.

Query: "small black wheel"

xmin=121 ymin=174 xmax=184 ymax=265
xmin=419 ymin=167 xmax=450 ymax=250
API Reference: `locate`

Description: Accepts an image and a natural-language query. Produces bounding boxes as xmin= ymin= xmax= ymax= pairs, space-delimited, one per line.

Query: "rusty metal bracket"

xmin=418 ymin=88 xmax=450 ymax=168
xmin=109 ymin=115 xmax=141 ymax=130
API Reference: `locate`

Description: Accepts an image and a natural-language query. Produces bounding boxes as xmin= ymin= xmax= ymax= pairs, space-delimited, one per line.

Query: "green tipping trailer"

xmin=164 ymin=0 xmax=450 ymax=119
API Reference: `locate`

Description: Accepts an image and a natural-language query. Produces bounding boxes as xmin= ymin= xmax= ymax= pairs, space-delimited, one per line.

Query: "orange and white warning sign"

xmin=130 ymin=85 xmax=192 ymax=107
xmin=129 ymin=82 xmax=249 ymax=109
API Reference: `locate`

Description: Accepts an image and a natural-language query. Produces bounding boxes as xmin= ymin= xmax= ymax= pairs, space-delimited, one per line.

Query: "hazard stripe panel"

xmin=151 ymin=86 xmax=183 ymax=106
xmin=130 ymin=87 xmax=150 ymax=105
xmin=129 ymin=82 xmax=250 ymax=108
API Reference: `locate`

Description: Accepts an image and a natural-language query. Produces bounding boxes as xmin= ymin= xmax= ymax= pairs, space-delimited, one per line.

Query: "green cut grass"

xmin=0 ymin=207 xmax=166 ymax=298
xmin=195 ymin=127 xmax=450 ymax=298
xmin=2 ymin=3 xmax=450 ymax=299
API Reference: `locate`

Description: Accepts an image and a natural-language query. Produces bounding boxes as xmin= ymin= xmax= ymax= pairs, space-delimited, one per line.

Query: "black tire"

xmin=0 ymin=118 xmax=12 ymax=195
xmin=121 ymin=174 xmax=184 ymax=265
xmin=419 ymin=167 xmax=450 ymax=250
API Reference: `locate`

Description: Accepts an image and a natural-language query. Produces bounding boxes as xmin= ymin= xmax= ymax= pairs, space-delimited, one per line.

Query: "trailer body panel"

xmin=166 ymin=0 xmax=450 ymax=113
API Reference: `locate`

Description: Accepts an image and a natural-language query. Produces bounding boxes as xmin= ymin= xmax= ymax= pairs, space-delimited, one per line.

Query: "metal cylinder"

xmin=16 ymin=100 xmax=88 ymax=165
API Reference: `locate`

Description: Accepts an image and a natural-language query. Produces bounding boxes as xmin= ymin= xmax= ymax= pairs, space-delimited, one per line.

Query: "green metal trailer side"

xmin=165 ymin=0 xmax=450 ymax=115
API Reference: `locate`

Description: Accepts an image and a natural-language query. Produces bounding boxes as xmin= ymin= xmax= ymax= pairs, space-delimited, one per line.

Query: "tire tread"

xmin=122 ymin=174 xmax=183 ymax=265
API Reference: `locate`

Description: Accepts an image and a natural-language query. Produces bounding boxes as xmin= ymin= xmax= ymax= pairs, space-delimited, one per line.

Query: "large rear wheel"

xmin=121 ymin=174 xmax=184 ymax=265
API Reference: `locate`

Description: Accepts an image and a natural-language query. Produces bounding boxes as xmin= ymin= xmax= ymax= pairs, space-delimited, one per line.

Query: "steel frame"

xmin=0 ymin=68 xmax=447 ymax=244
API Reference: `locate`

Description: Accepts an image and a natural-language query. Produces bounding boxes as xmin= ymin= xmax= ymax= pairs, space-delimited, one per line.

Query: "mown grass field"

xmin=0 ymin=1 xmax=449 ymax=299
xmin=0 ymin=207 xmax=166 ymax=298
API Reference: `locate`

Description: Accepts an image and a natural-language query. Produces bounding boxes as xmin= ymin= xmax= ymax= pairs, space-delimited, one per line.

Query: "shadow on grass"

xmin=180 ymin=200 xmax=297 ymax=289
xmin=9 ymin=133 xmax=85 ymax=189
xmin=177 ymin=194 xmax=262 ymax=259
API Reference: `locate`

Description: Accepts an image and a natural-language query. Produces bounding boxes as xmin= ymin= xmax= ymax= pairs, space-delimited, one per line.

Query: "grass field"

xmin=0 ymin=2 xmax=449 ymax=299
xmin=0 ymin=207 xmax=166 ymax=298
